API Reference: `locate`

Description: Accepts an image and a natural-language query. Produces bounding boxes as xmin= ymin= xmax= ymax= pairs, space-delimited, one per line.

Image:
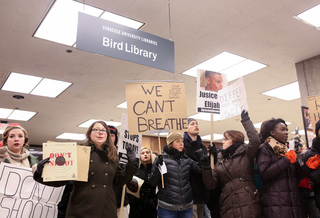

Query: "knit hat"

xmin=108 ymin=125 xmax=118 ymax=145
xmin=167 ymin=132 xmax=183 ymax=145
xmin=188 ymin=118 xmax=197 ymax=125
xmin=315 ymin=120 xmax=320 ymax=138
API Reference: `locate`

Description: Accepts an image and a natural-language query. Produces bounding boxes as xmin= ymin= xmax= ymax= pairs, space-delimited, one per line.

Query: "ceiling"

xmin=1 ymin=0 xmax=320 ymax=146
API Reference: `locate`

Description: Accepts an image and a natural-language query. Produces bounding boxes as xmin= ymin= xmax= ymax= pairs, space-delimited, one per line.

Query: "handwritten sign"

xmin=0 ymin=162 xmax=64 ymax=218
xmin=196 ymin=69 xmax=227 ymax=114
xmin=307 ymin=94 xmax=320 ymax=132
xmin=125 ymin=81 xmax=188 ymax=134
xmin=219 ymin=77 xmax=248 ymax=120
xmin=43 ymin=142 xmax=91 ymax=182
xmin=118 ymin=113 xmax=142 ymax=165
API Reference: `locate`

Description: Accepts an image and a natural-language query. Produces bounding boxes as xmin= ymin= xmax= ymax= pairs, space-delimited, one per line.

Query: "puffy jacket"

xmin=257 ymin=140 xmax=309 ymax=218
xmin=183 ymin=133 xmax=210 ymax=204
xmin=149 ymin=145 xmax=201 ymax=211
xmin=202 ymin=118 xmax=263 ymax=218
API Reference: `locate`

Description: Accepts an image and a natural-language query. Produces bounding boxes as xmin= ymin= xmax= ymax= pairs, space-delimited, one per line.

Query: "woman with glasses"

xmin=0 ymin=123 xmax=38 ymax=169
xmin=34 ymin=121 xmax=139 ymax=218
xmin=202 ymin=110 xmax=263 ymax=218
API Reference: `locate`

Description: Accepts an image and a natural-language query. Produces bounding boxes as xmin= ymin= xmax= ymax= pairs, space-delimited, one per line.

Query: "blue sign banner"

xmin=76 ymin=12 xmax=175 ymax=73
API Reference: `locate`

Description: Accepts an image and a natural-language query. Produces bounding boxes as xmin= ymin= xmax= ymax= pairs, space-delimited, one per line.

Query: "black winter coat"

xmin=149 ymin=145 xmax=201 ymax=211
xmin=257 ymin=140 xmax=309 ymax=218
xmin=129 ymin=163 xmax=157 ymax=218
xmin=304 ymin=137 xmax=320 ymax=208
xmin=183 ymin=133 xmax=210 ymax=204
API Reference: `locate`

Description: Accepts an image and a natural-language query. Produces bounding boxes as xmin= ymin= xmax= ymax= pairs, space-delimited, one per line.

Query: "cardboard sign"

xmin=0 ymin=162 xmax=64 ymax=218
xmin=77 ymin=13 xmax=175 ymax=73
xmin=125 ymin=81 xmax=188 ymax=134
xmin=307 ymin=94 xmax=320 ymax=132
xmin=219 ymin=77 xmax=248 ymax=120
xmin=196 ymin=69 xmax=227 ymax=114
xmin=42 ymin=142 xmax=91 ymax=182
xmin=118 ymin=113 xmax=142 ymax=165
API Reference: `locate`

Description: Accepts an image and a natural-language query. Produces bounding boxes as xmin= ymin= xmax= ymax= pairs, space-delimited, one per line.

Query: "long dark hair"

xmin=84 ymin=121 xmax=118 ymax=162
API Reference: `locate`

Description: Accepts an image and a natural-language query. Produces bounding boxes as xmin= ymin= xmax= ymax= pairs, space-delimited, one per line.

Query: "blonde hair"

xmin=140 ymin=147 xmax=155 ymax=163
xmin=2 ymin=126 xmax=29 ymax=148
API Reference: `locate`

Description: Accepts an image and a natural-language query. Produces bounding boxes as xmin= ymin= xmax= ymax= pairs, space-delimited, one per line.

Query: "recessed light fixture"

xmin=0 ymin=108 xmax=37 ymax=121
xmin=34 ymin=0 xmax=144 ymax=47
xmin=201 ymin=134 xmax=224 ymax=141
xmin=116 ymin=102 xmax=127 ymax=109
xmin=78 ymin=119 xmax=121 ymax=128
xmin=290 ymin=130 xmax=305 ymax=135
xmin=189 ymin=113 xmax=221 ymax=122
xmin=294 ymin=3 xmax=320 ymax=30
xmin=56 ymin=133 xmax=86 ymax=140
xmin=262 ymin=82 xmax=300 ymax=101
xmin=182 ymin=52 xmax=267 ymax=82
xmin=1 ymin=72 xmax=72 ymax=98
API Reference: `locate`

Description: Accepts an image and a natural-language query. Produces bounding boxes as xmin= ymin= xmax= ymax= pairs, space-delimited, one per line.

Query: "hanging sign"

xmin=77 ymin=12 xmax=175 ymax=73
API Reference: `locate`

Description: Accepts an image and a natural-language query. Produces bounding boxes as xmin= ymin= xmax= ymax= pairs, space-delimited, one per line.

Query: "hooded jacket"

xmin=202 ymin=117 xmax=263 ymax=218
xmin=149 ymin=145 xmax=201 ymax=211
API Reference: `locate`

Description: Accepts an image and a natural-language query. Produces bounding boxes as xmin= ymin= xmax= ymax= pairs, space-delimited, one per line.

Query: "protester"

xmin=34 ymin=121 xmax=139 ymax=218
xmin=202 ymin=110 xmax=263 ymax=217
xmin=109 ymin=125 xmax=130 ymax=218
xmin=0 ymin=124 xmax=38 ymax=169
xmin=304 ymin=120 xmax=320 ymax=210
xmin=256 ymin=118 xmax=315 ymax=217
xmin=183 ymin=118 xmax=211 ymax=218
xmin=292 ymin=134 xmax=320 ymax=218
xmin=127 ymin=147 xmax=157 ymax=218
xmin=149 ymin=132 xmax=202 ymax=218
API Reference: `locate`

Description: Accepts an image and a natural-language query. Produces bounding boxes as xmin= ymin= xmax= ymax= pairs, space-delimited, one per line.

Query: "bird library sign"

xmin=77 ymin=12 xmax=175 ymax=73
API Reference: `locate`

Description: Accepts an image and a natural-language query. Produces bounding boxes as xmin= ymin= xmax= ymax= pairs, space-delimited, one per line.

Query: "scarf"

xmin=266 ymin=136 xmax=288 ymax=158
xmin=221 ymin=142 xmax=242 ymax=158
xmin=0 ymin=146 xmax=30 ymax=167
xmin=163 ymin=145 xmax=185 ymax=160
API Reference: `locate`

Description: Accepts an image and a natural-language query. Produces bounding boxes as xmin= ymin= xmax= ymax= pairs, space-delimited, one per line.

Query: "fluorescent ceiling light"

xmin=262 ymin=82 xmax=300 ymax=101
xmin=79 ymin=119 xmax=121 ymax=128
xmin=290 ymin=130 xmax=305 ymax=135
xmin=1 ymin=72 xmax=42 ymax=94
xmin=100 ymin=11 xmax=144 ymax=29
xmin=8 ymin=109 xmax=37 ymax=121
xmin=56 ymin=133 xmax=86 ymax=140
xmin=117 ymin=102 xmax=127 ymax=109
xmin=34 ymin=0 xmax=144 ymax=46
xmin=189 ymin=113 xmax=221 ymax=122
xmin=0 ymin=108 xmax=14 ymax=119
xmin=182 ymin=52 xmax=267 ymax=82
xmin=1 ymin=72 xmax=72 ymax=98
xmin=295 ymin=4 xmax=320 ymax=29
xmin=31 ymin=78 xmax=72 ymax=98
xmin=201 ymin=134 xmax=224 ymax=141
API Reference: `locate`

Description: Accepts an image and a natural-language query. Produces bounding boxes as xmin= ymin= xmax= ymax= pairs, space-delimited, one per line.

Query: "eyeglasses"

xmin=92 ymin=128 xmax=107 ymax=134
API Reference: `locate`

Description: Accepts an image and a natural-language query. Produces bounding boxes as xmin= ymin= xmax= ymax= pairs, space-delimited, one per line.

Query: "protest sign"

xmin=307 ymin=94 xmax=320 ymax=132
xmin=219 ymin=77 xmax=248 ymax=120
xmin=0 ymin=162 xmax=64 ymax=218
xmin=42 ymin=142 xmax=91 ymax=182
xmin=118 ymin=113 xmax=142 ymax=165
xmin=196 ymin=69 xmax=227 ymax=114
xmin=125 ymin=81 xmax=188 ymax=134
